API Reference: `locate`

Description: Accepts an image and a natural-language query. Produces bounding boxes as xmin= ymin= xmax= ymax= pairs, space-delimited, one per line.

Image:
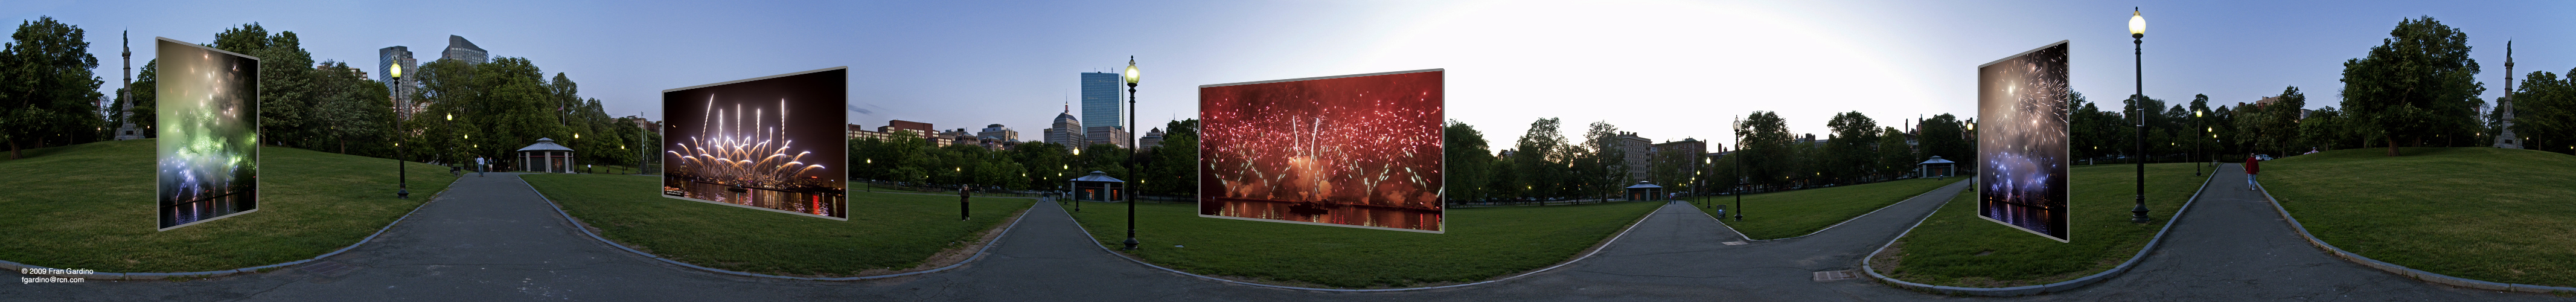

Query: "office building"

xmin=1140 ymin=128 xmax=1166 ymax=149
xmin=443 ymin=35 xmax=487 ymax=65
xmin=1617 ymin=132 xmax=1651 ymax=182
xmin=977 ymin=124 xmax=1019 ymax=143
xmin=379 ymin=46 xmax=420 ymax=118
xmin=1088 ymin=126 xmax=1131 ymax=149
xmin=1081 ymin=72 xmax=1122 ymax=132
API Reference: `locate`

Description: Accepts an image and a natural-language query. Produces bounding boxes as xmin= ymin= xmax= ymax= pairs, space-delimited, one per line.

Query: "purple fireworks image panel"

xmin=1976 ymin=42 xmax=2071 ymax=242
xmin=1198 ymin=69 xmax=1445 ymax=233
xmin=662 ymin=68 xmax=848 ymax=220
xmin=156 ymin=37 xmax=261 ymax=231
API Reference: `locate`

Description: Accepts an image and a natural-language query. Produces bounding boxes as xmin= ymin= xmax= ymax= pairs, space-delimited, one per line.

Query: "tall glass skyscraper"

xmin=1081 ymin=72 xmax=1121 ymax=132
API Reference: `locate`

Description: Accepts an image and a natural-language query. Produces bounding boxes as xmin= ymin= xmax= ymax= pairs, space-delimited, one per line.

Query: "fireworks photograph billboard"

xmin=156 ymin=37 xmax=260 ymax=231
xmin=1977 ymin=41 xmax=2072 ymax=242
xmin=1198 ymin=69 xmax=1444 ymax=233
xmin=662 ymin=67 xmax=848 ymax=220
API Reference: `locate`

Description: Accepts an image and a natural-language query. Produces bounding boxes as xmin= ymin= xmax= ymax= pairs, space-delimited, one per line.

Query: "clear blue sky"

xmin=13 ymin=0 xmax=2571 ymax=152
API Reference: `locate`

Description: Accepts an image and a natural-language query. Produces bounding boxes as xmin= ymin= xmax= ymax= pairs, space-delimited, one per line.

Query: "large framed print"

xmin=1976 ymin=41 xmax=2072 ymax=242
xmin=156 ymin=37 xmax=261 ymax=231
xmin=662 ymin=67 xmax=849 ymax=220
xmin=1198 ymin=69 xmax=1445 ymax=233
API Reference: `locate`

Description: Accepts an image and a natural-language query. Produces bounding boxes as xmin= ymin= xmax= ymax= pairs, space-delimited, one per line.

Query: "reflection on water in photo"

xmin=666 ymin=181 xmax=843 ymax=217
xmin=1202 ymin=198 xmax=1440 ymax=231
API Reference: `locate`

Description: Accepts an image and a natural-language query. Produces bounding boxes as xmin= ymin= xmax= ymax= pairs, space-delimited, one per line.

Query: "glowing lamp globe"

xmin=1123 ymin=57 xmax=1140 ymax=85
xmin=389 ymin=63 xmax=402 ymax=79
xmin=2128 ymin=9 xmax=2146 ymax=38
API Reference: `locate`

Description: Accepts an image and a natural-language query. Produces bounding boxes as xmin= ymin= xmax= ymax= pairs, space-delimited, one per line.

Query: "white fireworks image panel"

xmin=1976 ymin=42 xmax=2071 ymax=242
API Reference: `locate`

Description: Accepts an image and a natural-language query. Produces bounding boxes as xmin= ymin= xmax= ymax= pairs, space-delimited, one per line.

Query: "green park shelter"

xmin=517 ymin=138 xmax=575 ymax=173
xmin=1919 ymin=156 xmax=1957 ymax=178
xmin=1625 ymin=181 xmax=1665 ymax=201
xmin=1070 ymin=171 xmax=1125 ymax=202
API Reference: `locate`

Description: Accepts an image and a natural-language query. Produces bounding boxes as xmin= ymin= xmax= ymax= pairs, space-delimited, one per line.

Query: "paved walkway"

xmin=1990 ymin=164 xmax=2556 ymax=301
xmin=1 ymin=171 xmax=2557 ymax=301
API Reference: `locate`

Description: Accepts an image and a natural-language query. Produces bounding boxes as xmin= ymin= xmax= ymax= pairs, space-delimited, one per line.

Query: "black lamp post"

xmin=392 ymin=63 xmax=409 ymax=199
xmin=1733 ymin=115 xmax=1743 ymax=221
xmin=1121 ymin=56 xmax=1141 ymax=251
xmin=2194 ymin=109 xmax=2204 ymax=176
xmin=2129 ymin=8 xmax=2152 ymax=223
xmin=447 ymin=113 xmax=455 ymax=175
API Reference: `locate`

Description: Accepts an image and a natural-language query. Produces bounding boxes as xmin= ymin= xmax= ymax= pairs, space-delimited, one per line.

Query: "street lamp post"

xmin=2194 ymin=109 xmax=2204 ymax=176
xmin=392 ymin=63 xmax=409 ymax=199
xmin=1733 ymin=115 xmax=1743 ymax=221
xmin=2129 ymin=8 xmax=2152 ymax=223
xmin=447 ymin=113 xmax=454 ymax=176
xmin=1121 ymin=56 xmax=1141 ymax=251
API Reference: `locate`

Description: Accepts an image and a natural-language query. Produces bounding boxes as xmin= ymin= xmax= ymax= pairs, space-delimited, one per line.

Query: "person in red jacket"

xmin=2244 ymin=153 xmax=2260 ymax=190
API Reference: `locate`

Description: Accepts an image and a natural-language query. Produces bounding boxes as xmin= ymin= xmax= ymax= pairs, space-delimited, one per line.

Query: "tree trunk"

xmin=2386 ymin=137 xmax=2400 ymax=156
xmin=8 ymin=140 xmax=19 ymax=159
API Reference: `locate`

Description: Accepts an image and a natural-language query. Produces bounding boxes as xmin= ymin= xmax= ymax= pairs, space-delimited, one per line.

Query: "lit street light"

xmin=392 ymin=63 xmax=408 ymax=199
xmin=1121 ymin=56 xmax=1142 ymax=251
xmin=2129 ymin=8 xmax=2152 ymax=224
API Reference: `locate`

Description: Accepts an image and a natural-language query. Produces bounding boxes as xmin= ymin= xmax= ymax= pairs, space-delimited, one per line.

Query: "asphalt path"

xmin=1989 ymin=164 xmax=2555 ymax=301
xmin=1 ymin=171 xmax=2558 ymax=301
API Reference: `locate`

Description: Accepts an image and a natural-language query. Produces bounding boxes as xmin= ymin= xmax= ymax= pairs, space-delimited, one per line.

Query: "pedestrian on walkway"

xmin=2245 ymin=152 xmax=2260 ymax=190
xmin=476 ymin=157 xmax=488 ymax=177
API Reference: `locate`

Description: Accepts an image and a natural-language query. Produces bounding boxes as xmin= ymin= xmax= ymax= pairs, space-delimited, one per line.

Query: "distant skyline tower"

xmin=442 ymin=35 xmax=487 ymax=65
xmin=1081 ymin=71 xmax=1126 ymax=148
xmin=379 ymin=45 xmax=420 ymax=118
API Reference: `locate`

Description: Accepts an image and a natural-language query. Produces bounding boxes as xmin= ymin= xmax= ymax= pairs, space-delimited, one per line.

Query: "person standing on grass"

xmin=959 ymin=184 xmax=972 ymax=220
xmin=2245 ymin=152 xmax=2260 ymax=190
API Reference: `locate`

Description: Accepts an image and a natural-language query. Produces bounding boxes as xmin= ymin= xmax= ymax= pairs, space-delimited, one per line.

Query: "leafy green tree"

xmin=1512 ymin=118 xmax=1570 ymax=199
xmin=2514 ymin=69 xmax=2576 ymax=155
xmin=1580 ymin=121 xmax=1625 ymax=201
xmin=1878 ymin=126 xmax=1914 ymax=178
xmin=2300 ymin=106 xmax=2354 ymax=151
xmin=2261 ymin=86 xmax=2308 ymax=155
xmin=211 ymin=24 xmax=321 ymax=148
xmin=311 ymin=60 xmax=393 ymax=155
xmin=1140 ymin=119 xmax=1200 ymax=196
xmin=1442 ymin=120 xmax=1492 ymax=204
xmin=1736 ymin=111 xmax=1792 ymax=190
xmin=1919 ymin=114 xmax=1969 ymax=167
xmin=1005 ymin=141 xmax=1074 ymax=190
xmin=0 ymin=16 xmax=105 ymax=158
xmin=1824 ymin=111 xmax=1878 ymax=184
xmin=2339 ymin=16 xmax=2485 ymax=156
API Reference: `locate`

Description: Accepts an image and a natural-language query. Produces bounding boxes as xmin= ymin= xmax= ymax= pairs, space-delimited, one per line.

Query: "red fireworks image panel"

xmin=1198 ymin=69 xmax=1444 ymax=233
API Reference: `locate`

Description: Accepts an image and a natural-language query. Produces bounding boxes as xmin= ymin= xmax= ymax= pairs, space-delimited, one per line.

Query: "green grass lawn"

xmin=1682 ymin=178 xmax=1961 ymax=239
xmin=1068 ymin=200 xmax=1661 ymax=289
xmin=525 ymin=174 xmax=1033 ymax=277
xmin=0 ymin=139 xmax=458 ymax=272
xmin=1873 ymin=162 xmax=2204 ymax=287
xmin=2266 ymin=147 xmax=2576 ymax=288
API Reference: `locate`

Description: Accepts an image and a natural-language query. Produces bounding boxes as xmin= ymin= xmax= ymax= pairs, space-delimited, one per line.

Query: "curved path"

xmin=0 ymin=172 xmax=2553 ymax=301
xmin=1985 ymin=164 xmax=2557 ymax=301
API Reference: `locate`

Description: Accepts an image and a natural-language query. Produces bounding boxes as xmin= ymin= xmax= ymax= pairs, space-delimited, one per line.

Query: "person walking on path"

xmin=2244 ymin=153 xmax=2260 ymax=190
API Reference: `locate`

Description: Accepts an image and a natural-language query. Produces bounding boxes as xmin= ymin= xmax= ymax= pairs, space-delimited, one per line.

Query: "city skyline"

xmin=14 ymin=0 xmax=2572 ymax=154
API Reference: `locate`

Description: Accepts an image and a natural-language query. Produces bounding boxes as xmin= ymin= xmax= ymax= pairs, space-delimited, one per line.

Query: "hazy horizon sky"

xmin=13 ymin=0 xmax=2571 ymax=153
